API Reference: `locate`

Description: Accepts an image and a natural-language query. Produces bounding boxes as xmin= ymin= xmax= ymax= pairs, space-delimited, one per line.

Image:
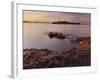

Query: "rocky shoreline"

xmin=23 ymin=37 xmax=91 ymax=69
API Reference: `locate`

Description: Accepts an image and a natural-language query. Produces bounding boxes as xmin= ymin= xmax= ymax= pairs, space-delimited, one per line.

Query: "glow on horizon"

xmin=23 ymin=10 xmax=90 ymax=24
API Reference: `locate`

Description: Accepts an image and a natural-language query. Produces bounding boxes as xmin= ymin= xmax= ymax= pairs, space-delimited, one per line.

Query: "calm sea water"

xmin=23 ymin=23 xmax=90 ymax=51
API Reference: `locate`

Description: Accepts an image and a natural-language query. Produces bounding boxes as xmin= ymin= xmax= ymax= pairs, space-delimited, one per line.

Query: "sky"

xmin=23 ymin=10 xmax=91 ymax=25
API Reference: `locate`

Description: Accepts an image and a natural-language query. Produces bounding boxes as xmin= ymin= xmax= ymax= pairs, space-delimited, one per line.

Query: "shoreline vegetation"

xmin=23 ymin=21 xmax=81 ymax=25
xmin=23 ymin=36 xmax=91 ymax=69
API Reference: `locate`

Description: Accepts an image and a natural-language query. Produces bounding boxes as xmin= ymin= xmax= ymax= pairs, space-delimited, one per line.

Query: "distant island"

xmin=52 ymin=21 xmax=81 ymax=25
xmin=23 ymin=21 xmax=81 ymax=25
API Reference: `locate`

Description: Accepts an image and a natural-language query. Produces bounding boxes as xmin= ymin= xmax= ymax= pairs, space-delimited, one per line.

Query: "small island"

xmin=52 ymin=21 xmax=81 ymax=25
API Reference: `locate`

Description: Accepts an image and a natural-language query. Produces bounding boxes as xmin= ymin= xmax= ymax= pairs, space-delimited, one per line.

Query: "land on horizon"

xmin=23 ymin=20 xmax=81 ymax=25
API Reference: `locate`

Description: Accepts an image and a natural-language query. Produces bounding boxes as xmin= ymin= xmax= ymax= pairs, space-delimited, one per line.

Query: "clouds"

xmin=23 ymin=10 xmax=90 ymax=24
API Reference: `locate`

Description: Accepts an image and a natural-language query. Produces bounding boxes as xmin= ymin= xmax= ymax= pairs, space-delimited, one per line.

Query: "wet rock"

xmin=48 ymin=32 xmax=66 ymax=39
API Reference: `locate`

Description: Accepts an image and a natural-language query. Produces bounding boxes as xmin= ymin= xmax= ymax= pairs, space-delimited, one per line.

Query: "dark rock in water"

xmin=48 ymin=32 xmax=66 ymax=39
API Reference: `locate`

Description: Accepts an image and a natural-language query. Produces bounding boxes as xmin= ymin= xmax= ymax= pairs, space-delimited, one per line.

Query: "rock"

xmin=23 ymin=47 xmax=90 ymax=69
xmin=48 ymin=32 xmax=66 ymax=39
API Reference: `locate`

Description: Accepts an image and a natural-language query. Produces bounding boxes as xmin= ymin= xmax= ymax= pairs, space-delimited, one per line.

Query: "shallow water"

xmin=23 ymin=23 xmax=90 ymax=51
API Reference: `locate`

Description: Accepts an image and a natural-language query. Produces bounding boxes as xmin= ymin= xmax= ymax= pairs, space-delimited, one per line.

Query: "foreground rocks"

xmin=23 ymin=48 xmax=90 ymax=69
xmin=23 ymin=37 xmax=91 ymax=69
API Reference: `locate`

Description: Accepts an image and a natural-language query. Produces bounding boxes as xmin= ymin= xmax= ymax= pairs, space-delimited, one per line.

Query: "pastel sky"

xmin=23 ymin=10 xmax=91 ymax=25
